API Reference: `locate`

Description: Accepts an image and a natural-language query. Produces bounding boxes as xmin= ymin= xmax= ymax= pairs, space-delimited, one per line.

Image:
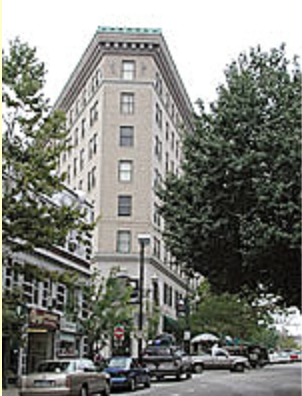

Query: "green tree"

xmin=80 ymin=268 xmax=134 ymax=357
xmin=2 ymin=38 xmax=91 ymax=252
xmin=277 ymin=333 xmax=300 ymax=350
xmin=159 ymin=45 xmax=301 ymax=307
xmin=190 ymin=281 xmax=274 ymax=342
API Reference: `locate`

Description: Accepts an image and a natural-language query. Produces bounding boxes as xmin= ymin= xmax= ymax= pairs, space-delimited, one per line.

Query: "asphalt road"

xmin=112 ymin=363 xmax=301 ymax=396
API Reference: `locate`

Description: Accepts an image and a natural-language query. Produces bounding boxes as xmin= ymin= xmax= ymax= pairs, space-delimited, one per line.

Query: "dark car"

xmin=105 ymin=356 xmax=151 ymax=391
xmin=142 ymin=345 xmax=192 ymax=380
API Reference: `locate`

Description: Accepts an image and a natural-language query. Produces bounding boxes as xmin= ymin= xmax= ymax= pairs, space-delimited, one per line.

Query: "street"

xmin=2 ymin=363 xmax=301 ymax=396
xmin=112 ymin=363 xmax=301 ymax=396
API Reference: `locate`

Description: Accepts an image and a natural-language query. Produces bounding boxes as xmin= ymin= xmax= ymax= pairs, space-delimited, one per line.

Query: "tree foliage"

xmin=80 ymin=268 xmax=134 ymax=357
xmin=159 ymin=45 xmax=301 ymax=307
xmin=190 ymin=281 xmax=275 ymax=344
xmin=2 ymin=38 xmax=91 ymax=252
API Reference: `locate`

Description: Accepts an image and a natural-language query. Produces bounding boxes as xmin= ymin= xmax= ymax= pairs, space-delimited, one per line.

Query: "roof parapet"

xmin=97 ymin=26 xmax=162 ymax=35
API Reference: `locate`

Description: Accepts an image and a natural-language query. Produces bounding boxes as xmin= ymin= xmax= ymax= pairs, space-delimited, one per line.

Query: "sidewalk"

xmin=2 ymin=387 xmax=19 ymax=396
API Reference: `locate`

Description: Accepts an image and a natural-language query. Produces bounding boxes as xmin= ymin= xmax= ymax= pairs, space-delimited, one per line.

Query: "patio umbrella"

xmin=191 ymin=333 xmax=219 ymax=343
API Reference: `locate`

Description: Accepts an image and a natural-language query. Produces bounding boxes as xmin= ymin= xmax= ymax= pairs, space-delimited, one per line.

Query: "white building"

xmin=55 ymin=27 xmax=198 ymax=354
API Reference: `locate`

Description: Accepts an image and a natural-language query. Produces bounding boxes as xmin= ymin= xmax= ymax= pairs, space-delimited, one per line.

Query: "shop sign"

xmin=60 ymin=318 xmax=77 ymax=333
xmin=29 ymin=308 xmax=60 ymax=330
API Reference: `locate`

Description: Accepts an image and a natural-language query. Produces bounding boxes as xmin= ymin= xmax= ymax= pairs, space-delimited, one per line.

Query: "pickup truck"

xmin=191 ymin=348 xmax=250 ymax=373
xmin=142 ymin=345 xmax=192 ymax=380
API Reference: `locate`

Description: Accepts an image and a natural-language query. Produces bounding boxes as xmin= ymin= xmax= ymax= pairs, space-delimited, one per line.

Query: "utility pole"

xmin=137 ymin=234 xmax=151 ymax=363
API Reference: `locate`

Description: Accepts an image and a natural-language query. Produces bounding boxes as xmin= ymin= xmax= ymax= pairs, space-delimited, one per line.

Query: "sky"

xmin=2 ymin=0 xmax=302 ymax=336
xmin=2 ymin=0 xmax=302 ymax=107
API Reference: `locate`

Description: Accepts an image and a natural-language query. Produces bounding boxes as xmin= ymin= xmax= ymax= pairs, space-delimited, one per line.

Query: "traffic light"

xmin=176 ymin=298 xmax=186 ymax=318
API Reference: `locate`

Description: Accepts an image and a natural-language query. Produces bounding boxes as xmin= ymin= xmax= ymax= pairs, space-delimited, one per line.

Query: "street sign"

xmin=114 ymin=325 xmax=125 ymax=340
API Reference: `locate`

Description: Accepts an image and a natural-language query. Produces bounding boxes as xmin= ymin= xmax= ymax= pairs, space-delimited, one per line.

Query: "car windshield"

xmin=108 ymin=358 xmax=130 ymax=368
xmin=37 ymin=361 xmax=74 ymax=373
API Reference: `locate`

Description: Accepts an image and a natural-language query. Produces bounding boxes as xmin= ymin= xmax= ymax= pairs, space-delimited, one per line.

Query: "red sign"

xmin=29 ymin=308 xmax=60 ymax=330
xmin=114 ymin=325 xmax=124 ymax=340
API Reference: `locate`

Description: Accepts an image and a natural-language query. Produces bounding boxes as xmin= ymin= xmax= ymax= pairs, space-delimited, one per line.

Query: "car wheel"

xmin=234 ymin=363 xmax=245 ymax=373
xmin=129 ymin=378 xmax=137 ymax=392
xmin=144 ymin=376 xmax=151 ymax=388
xmin=101 ymin=381 xmax=111 ymax=396
xmin=194 ymin=364 xmax=203 ymax=374
xmin=79 ymin=385 xmax=89 ymax=396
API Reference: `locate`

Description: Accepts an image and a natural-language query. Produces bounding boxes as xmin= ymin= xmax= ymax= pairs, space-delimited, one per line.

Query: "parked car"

xmin=269 ymin=350 xmax=291 ymax=364
xmin=226 ymin=345 xmax=269 ymax=368
xmin=104 ymin=356 xmax=151 ymax=391
xmin=289 ymin=350 xmax=302 ymax=362
xmin=191 ymin=347 xmax=250 ymax=373
xmin=19 ymin=358 xmax=111 ymax=396
xmin=142 ymin=345 xmax=192 ymax=380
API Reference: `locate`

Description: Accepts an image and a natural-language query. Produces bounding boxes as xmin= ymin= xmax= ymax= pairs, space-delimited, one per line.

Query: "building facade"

xmin=56 ymin=27 xmax=198 ymax=355
xmin=2 ymin=187 xmax=93 ymax=379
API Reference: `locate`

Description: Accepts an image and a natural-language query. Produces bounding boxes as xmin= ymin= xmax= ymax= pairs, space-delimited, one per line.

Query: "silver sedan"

xmin=19 ymin=358 xmax=110 ymax=396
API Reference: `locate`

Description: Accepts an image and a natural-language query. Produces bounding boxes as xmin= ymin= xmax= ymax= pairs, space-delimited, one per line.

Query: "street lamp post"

xmin=137 ymin=234 xmax=151 ymax=363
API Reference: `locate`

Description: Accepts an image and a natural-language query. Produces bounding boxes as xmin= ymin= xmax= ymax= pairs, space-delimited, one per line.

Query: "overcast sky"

xmin=2 ymin=0 xmax=301 ymax=335
xmin=3 ymin=0 xmax=301 ymax=107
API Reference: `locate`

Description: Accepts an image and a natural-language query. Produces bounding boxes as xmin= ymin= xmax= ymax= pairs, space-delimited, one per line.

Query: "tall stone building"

xmin=56 ymin=27 xmax=197 ymax=354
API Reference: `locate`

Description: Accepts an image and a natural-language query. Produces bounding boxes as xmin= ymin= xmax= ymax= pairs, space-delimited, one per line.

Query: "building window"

xmin=117 ymin=230 xmax=131 ymax=253
xmin=74 ymin=128 xmax=79 ymax=146
xmin=155 ymin=136 xmax=162 ymax=160
xmin=122 ymin=61 xmax=135 ymax=80
xmin=90 ymin=101 xmax=98 ymax=127
xmin=164 ymin=283 xmax=169 ymax=305
xmin=120 ymin=93 xmax=134 ymax=114
xmin=165 ymin=122 xmax=169 ymax=141
xmin=165 ymin=153 xmax=169 ymax=173
xmin=80 ymin=149 xmax=85 ymax=171
xmin=73 ymin=157 xmax=78 ymax=177
xmin=81 ymin=118 xmax=86 ymax=138
xmin=41 ymin=280 xmax=50 ymax=308
xmin=155 ymin=103 xmax=162 ymax=129
xmin=67 ymin=137 xmax=72 ymax=157
xmin=67 ymin=165 xmax=71 ymax=184
xmin=120 ymin=126 xmax=134 ymax=147
xmin=170 ymin=160 xmax=175 ymax=174
xmin=169 ymin=286 xmax=173 ymax=307
xmin=154 ymin=169 xmax=162 ymax=190
xmin=171 ymin=132 xmax=175 ymax=151
xmin=152 ymin=280 xmax=159 ymax=305
xmin=153 ymin=204 xmax=161 ymax=228
xmin=69 ymin=109 xmax=73 ymax=126
xmin=56 ymin=283 xmax=66 ymax=312
xmin=176 ymin=140 xmax=180 ymax=159
xmin=171 ymin=103 xmax=175 ymax=120
xmin=88 ymin=167 xmax=96 ymax=191
xmin=155 ymin=72 xmax=162 ymax=96
xmin=175 ymin=290 xmax=179 ymax=309
xmin=82 ymin=89 xmax=87 ymax=108
xmin=118 ymin=195 xmax=132 ymax=216
xmin=119 ymin=160 xmax=133 ymax=182
xmin=165 ymin=92 xmax=170 ymax=110
xmin=93 ymin=134 xmax=97 ymax=154
xmin=88 ymin=135 xmax=97 ymax=160
xmin=153 ymin=237 xmax=161 ymax=259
